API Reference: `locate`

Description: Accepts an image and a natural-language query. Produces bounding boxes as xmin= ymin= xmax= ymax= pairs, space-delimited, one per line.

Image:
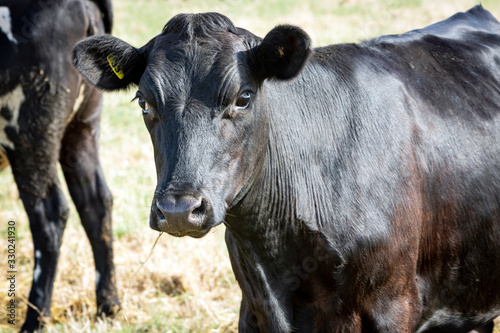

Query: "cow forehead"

xmin=148 ymin=33 xmax=246 ymax=72
xmin=141 ymin=35 xmax=249 ymax=109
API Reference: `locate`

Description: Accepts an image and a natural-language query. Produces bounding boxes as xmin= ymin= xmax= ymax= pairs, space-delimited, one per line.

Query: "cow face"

xmin=73 ymin=13 xmax=311 ymax=237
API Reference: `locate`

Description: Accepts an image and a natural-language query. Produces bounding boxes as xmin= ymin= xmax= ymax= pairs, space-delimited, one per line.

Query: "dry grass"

xmin=1 ymin=0 xmax=500 ymax=332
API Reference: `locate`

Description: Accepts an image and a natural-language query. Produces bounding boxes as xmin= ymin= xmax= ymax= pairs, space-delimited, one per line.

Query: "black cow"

xmin=1 ymin=0 xmax=120 ymax=331
xmin=73 ymin=6 xmax=500 ymax=333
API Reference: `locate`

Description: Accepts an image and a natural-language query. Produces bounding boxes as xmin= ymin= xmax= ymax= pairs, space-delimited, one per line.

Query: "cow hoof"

xmin=20 ymin=315 xmax=51 ymax=333
xmin=97 ymin=299 xmax=121 ymax=318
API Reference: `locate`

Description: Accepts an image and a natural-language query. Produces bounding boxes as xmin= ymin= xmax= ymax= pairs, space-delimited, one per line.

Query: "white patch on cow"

xmin=0 ymin=7 xmax=18 ymax=45
xmin=66 ymin=84 xmax=85 ymax=125
xmin=74 ymin=85 xmax=86 ymax=113
xmin=0 ymin=85 xmax=25 ymax=150
xmin=33 ymin=250 xmax=42 ymax=282
xmin=95 ymin=271 xmax=101 ymax=288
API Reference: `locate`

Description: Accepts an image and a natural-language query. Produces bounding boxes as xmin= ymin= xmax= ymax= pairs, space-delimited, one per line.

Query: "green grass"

xmin=1 ymin=0 xmax=500 ymax=332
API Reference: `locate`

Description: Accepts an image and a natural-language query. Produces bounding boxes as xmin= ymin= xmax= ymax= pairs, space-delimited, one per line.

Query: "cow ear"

xmin=73 ymin=35 xmax=146 ymax=91
xmin=252 ymin=25 xmax=312 ymax=81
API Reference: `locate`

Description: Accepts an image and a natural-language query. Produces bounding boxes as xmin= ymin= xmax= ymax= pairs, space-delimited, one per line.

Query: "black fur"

xmin=0 ymin=1 xmax=120 ymax=331
xmin=74 ymin=7 xmax=500 ymax=333
xmin=90 ymin=0 xmax=113 ymax=33
xmin=161 ymin=12 xmax=238 ymax=38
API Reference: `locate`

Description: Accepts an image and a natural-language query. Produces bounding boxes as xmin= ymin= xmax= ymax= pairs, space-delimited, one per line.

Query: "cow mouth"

xmin=164 ymin=228 xmax=211 ymax=238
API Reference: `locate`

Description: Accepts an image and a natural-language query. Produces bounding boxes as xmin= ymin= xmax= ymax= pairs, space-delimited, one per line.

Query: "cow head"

xmin=73 ymin=13 xmax=312 ymax=237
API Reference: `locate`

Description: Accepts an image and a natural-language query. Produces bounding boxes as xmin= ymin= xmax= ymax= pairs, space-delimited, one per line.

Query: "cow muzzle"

xmin=150 ymin=191 xmax=212 ymax=238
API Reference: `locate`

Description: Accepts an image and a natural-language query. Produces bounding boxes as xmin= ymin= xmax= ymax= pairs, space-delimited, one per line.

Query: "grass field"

xmin=2 ymin=0 xmax=500 ymax=332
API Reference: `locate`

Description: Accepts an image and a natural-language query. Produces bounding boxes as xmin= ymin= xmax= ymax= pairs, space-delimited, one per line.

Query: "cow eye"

xmin=235 ymin=91 xmax=251 ymax=109
xmin=138 ymin=98 xmax=149 ymax=115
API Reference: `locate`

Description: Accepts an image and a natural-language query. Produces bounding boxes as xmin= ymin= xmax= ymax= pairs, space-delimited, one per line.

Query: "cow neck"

xmin=225 ymin=56 xmax=360 ymax=254
xmin=224 ymin=140 xmax=301 ymax=251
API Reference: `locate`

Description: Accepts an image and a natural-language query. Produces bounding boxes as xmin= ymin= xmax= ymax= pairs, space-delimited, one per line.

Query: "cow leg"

xmin=9 ymin=162 xmax=69 ymax=332
xmin=59 ymin=91 xmax=120 ymax=317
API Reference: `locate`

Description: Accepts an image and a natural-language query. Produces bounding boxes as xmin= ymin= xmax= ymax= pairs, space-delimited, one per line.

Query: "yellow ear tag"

xmin=107 ymin=54 xmax=125 ymax=79
xmin=278 ymin=46 xmax=285 ymax=58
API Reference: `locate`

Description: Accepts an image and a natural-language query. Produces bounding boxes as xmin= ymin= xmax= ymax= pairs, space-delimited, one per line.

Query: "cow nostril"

xmin=155 ymin=194 xmax=210 ymax=230
xmin=155 ymin=202 xmax=166 ymax=221
xmin=191 ymin=198 xmax=208 ymax=217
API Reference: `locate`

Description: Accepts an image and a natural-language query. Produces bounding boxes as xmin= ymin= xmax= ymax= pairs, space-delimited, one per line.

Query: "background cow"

xmin=74 ymin=5 xmax=500 ymax=333
xmin=0 ymin=0 xmax=120 ymax=331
